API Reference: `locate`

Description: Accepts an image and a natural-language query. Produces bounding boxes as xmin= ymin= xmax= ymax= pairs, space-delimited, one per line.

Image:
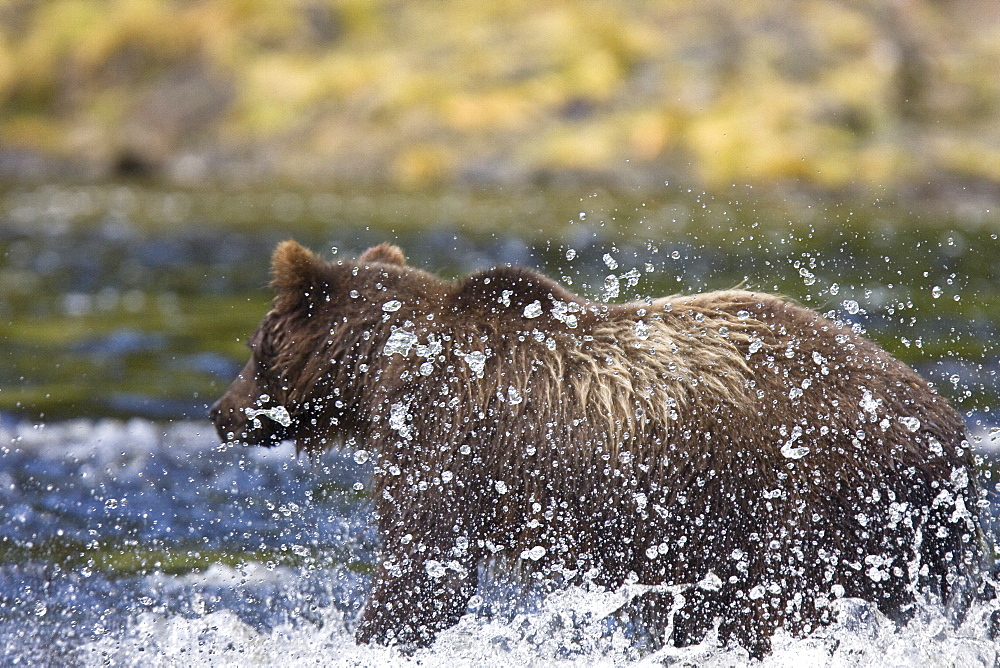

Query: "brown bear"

xmin=211 ymin=240 xmax=983 ymax=658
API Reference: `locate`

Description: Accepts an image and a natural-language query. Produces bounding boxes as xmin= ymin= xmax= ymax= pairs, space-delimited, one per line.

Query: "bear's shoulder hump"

xmin=454 ymin=266 xmax=583 ymax=316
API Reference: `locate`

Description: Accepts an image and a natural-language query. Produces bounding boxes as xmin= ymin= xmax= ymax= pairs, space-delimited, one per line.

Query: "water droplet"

xmin=842 ymin=299 xmax=860 ymax=315
xmin=860 ymin=390 xmax=881 ymax=415
xmin=782 ymin=444 xmax=810 ymax=459
xmin=550 ymin=300 xmax=579 ymax=328
xmin=388 ymin=403 xmax=414 ymax=439
xmin=463 ymin=350 xmax=487 ymax=377
xmin=523 ymin=301 xmax=543 ymax=318
xmin=698 ymin=571 xmax=723 ymax=591
xmin=932 ymin=286 xmax=943 ymax=298
xmin=495 ymin=480 xmax=508 ymax=495
xmin=635 ymin=321 xmax=650 ymax=340
xmin=603 ymin=254 xmax=618 ymax=270
xmin=899 ymin=416 xmax=921 ymax=433
xmin=244 ymin=405 xmax=292 ymax=427
xmin=384 ymin=328 xmax=417 ymax=356
xmin=353 ymin=450 xmax=370 ymax=464
xmin=781 ymin=425 xmax=809 ymax=459
xmin=522 ymin=545 xmax=546 ymax=561
xmin=425 ymin=560 xmax=447 ymax=579
xmin=382 ymin=300 xmax=402 ymax=312
xmin=622 ymin=268 xmax=641 ymax=287
xmin=565 ymin=248 xmax=577 ymax=260
xmin=603 ymin=275 xmax=620 ymax=301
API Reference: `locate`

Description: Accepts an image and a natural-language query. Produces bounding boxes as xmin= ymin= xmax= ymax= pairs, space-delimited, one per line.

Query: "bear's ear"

xmin=358 ymin=243 xmax=407 ymax=267
xmin=271 ymin=240 xmax=324 ymax=294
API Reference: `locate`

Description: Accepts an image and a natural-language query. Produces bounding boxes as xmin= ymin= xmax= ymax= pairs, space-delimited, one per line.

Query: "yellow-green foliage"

xmin=1 ymin=0 xmax=998 ymax=189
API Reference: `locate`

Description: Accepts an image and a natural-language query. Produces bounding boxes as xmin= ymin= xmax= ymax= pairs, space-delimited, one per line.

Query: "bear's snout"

xmin=209 ymin=395 xmax=246 ymax=444
xmin=211 ymin=387 xmax=296 ymax=448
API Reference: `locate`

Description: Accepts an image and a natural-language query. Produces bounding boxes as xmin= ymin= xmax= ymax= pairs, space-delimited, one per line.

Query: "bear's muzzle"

xmin=210 ymin=396 xmax=295 ymax=448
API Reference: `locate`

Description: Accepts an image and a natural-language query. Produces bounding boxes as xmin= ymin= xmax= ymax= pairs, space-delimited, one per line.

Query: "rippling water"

xmin=1 ymin=420 xmax=998 ymax=666
xmin=4 ymin=185 xmax=1000 ymax=421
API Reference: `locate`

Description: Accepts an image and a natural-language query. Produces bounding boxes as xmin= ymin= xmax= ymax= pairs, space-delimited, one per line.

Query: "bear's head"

xmin=210 ymin=240 xmax=433 ymax=453
xmin=211 ymin=239 xmax=586 ymax=454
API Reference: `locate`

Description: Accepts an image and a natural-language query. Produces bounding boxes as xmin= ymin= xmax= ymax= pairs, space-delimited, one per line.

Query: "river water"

xmin=1 ymin=185 xmax=999 ymax=665
xmin=1 ymin=419 xmax=998 ymax=666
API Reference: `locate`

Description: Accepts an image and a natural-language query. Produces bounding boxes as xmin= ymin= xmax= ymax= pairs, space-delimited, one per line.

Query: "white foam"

xmin=71 ymin=589 xmax=1000 ymax=668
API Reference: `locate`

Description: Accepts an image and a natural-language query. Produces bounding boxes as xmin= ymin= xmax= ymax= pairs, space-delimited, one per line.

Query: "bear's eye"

xmin=247 ymin=328 xmax=280 ymax=373
xmin=248 ymin=313 xmax=288 ymax=371
xmin=252 ymin=336 xmax=279 ymax=370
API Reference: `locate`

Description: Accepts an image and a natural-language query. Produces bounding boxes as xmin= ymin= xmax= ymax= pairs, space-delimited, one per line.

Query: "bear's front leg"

xmin=355 ymin=543 xmax=480 ymax=649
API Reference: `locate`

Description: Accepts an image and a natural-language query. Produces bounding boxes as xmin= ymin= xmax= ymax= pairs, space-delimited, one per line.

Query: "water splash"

xmin=245 ymin=405 xmax=292 ymax=428
xmin=1 ymin=420 xmax=998 ymax=666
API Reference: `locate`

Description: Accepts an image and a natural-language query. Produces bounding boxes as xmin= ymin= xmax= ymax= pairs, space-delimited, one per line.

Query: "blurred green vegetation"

xmin=1 ymin=0 xmax=999 ymax=194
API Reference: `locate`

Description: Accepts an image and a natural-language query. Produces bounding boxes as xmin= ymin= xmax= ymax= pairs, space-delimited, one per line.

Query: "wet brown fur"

xmin=212 ymin=241 xmax=982 ymax=657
